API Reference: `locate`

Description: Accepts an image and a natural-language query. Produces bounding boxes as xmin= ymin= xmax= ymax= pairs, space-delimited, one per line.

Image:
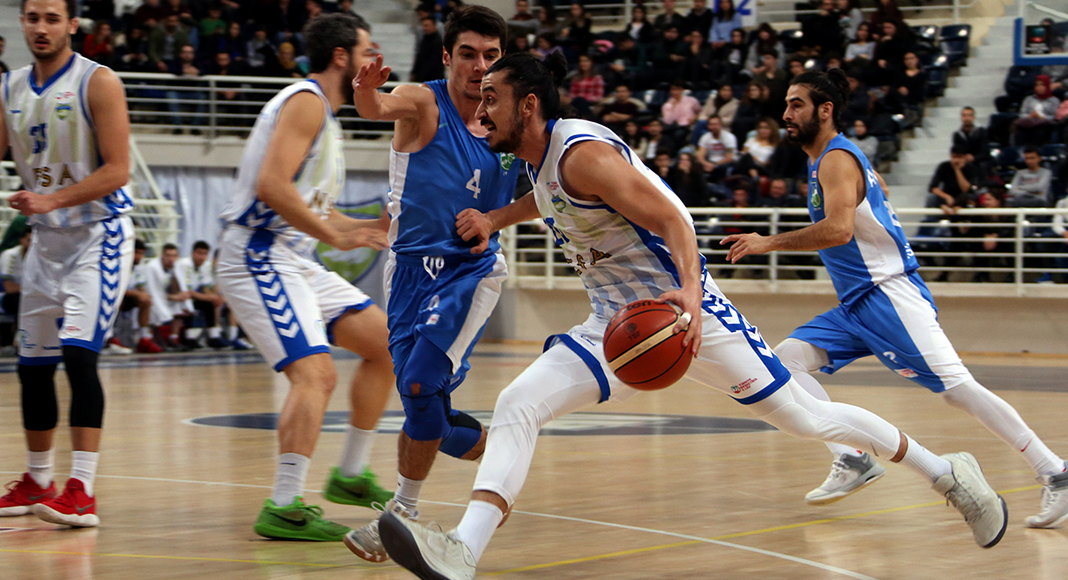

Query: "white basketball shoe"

xmin=805 ymin=452 xmax=887 ymax=505
xmin=343 ymin=500 xmax=418 ymax=563
xmin=379 ymin=510 xmax=477 ymax=580
xmin=933 ymin=452 xmax=1008 ymax=548
xmin=1026 ymin=464 xmax=1068 ymax=529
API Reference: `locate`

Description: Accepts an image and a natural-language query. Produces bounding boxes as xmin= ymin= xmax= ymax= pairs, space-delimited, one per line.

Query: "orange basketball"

xmin=604 ymin=300 xmax=693 ymax=391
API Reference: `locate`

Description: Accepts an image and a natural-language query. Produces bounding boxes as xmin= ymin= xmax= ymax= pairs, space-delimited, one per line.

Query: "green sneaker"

xmin=253 ymin=497 xmax=350 ymax=541
xmin=322 ymin=466 xmax=394 ymax=507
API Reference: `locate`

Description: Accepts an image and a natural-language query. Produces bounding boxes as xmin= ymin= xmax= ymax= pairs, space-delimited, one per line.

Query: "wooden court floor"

xmin=1 ymin=346 xmax=1067 ymax=580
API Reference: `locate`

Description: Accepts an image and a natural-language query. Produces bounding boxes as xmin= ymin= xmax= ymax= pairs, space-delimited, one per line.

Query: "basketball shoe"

xmin=0 ymin=473 xmax=56 ymax=516
xmin=322 ymin=466 xmax=394 ymax=507
xmin=253 ymin=497 xmax=350 ymax=541
xmin=1026 ymin=463 xmax=1068 ymax=529
xmin=344 ymin=500 xmax=418 ymax=563
xmin=933 ymin=452 xmax=1007 ymax=548
xmin=136 ymin=337 xmax=163 ymax=354
xmin=379 ymin=511 xmax=476 ymax=580
xmin=34 ymin=478 xmax=99 ymax=527
xmin=805 ymin=452 xmax=886 ymax=505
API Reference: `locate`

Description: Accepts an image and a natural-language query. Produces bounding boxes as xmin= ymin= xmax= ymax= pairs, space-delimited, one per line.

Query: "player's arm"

xmin=256 ymin=92 xmax=385 ymax=252
xmin=876 ymin=169 xmax=890 ymax=198
xmin=9 ymin=69 xmax=130 ymax=216
xmin=325 ymin=207 xmax=390 ymax=234
xmin=455 ymin=192 xmax=540 ymax=254
xmin=352 ymin=54 xmax=426 ymax=122
xmin=721 ymin=150 xmax=859 ymax=263
xmin=561 ymin=141 xmax=703 ymax=354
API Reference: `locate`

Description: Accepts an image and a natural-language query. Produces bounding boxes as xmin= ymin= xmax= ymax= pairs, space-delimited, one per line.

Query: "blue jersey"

xmin=387 ymin=80 xmax=521 ymax=257
xmin=807 ymin=134 xmax=918 ymax=309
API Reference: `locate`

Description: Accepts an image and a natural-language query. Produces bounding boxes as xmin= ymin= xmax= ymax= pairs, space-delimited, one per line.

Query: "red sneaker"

xmin=136 ymin=337 xmax=163 ymax=354
xmin=34 ymin=478 xmax=99 ymax=527
xmin=0 ymin=473 xmax=56 ymax=516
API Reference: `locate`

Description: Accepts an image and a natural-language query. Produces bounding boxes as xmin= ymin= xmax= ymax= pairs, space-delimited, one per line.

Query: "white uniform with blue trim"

xmin=788 ymin=134 xmax=973 ymax=392
xmin=1 ymin=54 xmax=135 ymax=361
xmin=526 ymin=119 xmax=791 ymax=405
xmin=215 ymin=80 xmax=372 ymax=372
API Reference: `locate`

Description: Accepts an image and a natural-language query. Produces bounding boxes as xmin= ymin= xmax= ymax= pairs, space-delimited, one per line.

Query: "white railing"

xmin=117 ymin=72 xmax=398 ymax=140
xmin=500 ymin=207 xmax=1068 ymax=296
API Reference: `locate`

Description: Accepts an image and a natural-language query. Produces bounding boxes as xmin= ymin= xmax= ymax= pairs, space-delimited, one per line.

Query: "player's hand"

xmin=8 ymin=190 xmax=56 ymax=216
xmin=655 ymin=289 xmax=702 ymax=357
xmin=456 ymin=208 xmax=494 ymax=254
xmin=720 ymin=232 xmax=772 ymax=263
xmin=353 ymin=54 xmax=392 ymax=95
xmin=334 ymin=227 xmax=388 ymax=252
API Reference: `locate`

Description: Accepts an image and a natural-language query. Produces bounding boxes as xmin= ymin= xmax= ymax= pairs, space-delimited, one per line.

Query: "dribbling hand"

xmin=456 ymin=208 xmax=494 ymax=254
xmin=654 ymin=289 xmax=702 ymax=357
xmin=353 ymin=54 xmax=392 ymax=94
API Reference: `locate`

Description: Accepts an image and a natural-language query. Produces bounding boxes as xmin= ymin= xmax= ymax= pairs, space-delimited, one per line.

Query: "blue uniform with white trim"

xmin=788 ymin=134 xmax=974 ymax=392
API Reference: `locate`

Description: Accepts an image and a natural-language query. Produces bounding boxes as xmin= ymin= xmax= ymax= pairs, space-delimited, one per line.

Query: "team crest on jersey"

xmin=810 ymin=189 xmax=822 ymax=208
xmin=499 ymin=153 xmax=516 ymax=170
xmin=551 ymin=195 xmax=566 ymax=212
xmin=55 ymin=103 xmax=72 ymax=120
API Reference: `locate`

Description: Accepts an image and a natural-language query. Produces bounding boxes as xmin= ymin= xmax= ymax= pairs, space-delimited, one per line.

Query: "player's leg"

xmin=378 ymin=340 xmax=607 ymax=578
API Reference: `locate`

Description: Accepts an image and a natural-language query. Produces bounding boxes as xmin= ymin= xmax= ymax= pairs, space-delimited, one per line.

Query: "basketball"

xmin=603 ymin=300 xmax=693 ymax=391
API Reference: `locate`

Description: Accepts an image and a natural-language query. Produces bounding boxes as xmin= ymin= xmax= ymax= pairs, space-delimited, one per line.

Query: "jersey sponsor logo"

xmin=54 ymin=91 xmax=75 ymax=100
xmin=426 ymin=313 xmax=440 ymax=325
xmin=499 ymin=153 xmax=516 ymax=171
xmin=189 ymin=410 xmax=778 ymax=437
xmin=730 ymin=377 xmax=757 ymax=394
xmin=55 ymin=103 xmax=72 ymax=121
xmin=894 ymin=368 xmax=918 ymax=378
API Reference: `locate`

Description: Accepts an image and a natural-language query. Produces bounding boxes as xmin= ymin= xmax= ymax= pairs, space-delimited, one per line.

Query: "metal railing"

xmin=500 ymin=207 xmax=1068 ymax=296
xmin=117 ymin=72 xmax=398 ymax=140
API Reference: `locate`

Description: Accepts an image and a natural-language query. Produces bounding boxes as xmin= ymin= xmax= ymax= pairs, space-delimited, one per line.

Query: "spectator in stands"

xmin=842 ymin=68 xmax=875 ymax=125
xmin=968 ymin=191 xmax=1013 ymax=283
xmin=164 ymin=0 xmax=193 ymax=20
xmin=0 ymin=35 xmax=7 ymax=75
xmin=952 ymin=106 xmax=990 ymax=175
xmin=534 ymin=33 xmax=565 ymax=61
xmin=208 ymin=52 xmax=242 ymax=105
xmin=753 ymin=50 xmax=788 ymax=117
xmin=699 ymin=83 xmax=739 ymax=128
xmin=176 ymin=241 xmax=228 ymax=348
xmin=696 ymin=115 xmax=737 ymax=179
xmin=568 ymin=54 xmax=604 ymax=117
xmin=0 ymin=227 xmax=30 ymax=348
xmin=766 ymin=133 xmax=808 ymax=180
xmin=801 ymin=0 xmax=844 ymax=57
xmin=621 ymin=120 xmax=643 ymax=149
xmin=271 ymin=41 xmax=305 ymax=78
xmin=635 ymin=119 xmax=678 ymax=165
xmin=623 ymin=4 xmax=655 ymax=45
xmin=141 ymin=243 xmax=194 ymax=351
xmin=126 ymin=240 xmax=162 ymax=353
xmin=594 ymin=84 xmax=647 ymax=134
xmin=654 ymin=0 xmax=686 ymax=36
xmin=849 ymin=118 xmax=879 ymax=165
xmin=535 ymin=4 xmax=559 ymax=38
xmin=411 ymin=16 xmax=445 ymax=82
xmin=1012 ymin=74 xmax=1060 ymax=146
xmin=844 ymin=22 xmax=875 ymax=64
xmin=928 ymin=145 xmax=978 ymax=214
xmin=216 ymin=21 xmax=249 ymax=64
xmin=666 ymin=152 xmax=710 ymax=207
xmin=714 ymin=27 xmax=748 ymax=85
xmin=1007 ymin=146 xmax=1052 ymax=207
xmin=869 ymin=0 xmax=903 ymax=38
xmin=744 ymin=23 xmax=784 ymax=76
xmin=760 ymin=177 xmax=804 ymax=207
xmin=891 ymin=51 xmax=925 ymax=124
xmin=115 ymin=25 xmax=152 ymax=72
xmin=836 ymin=0 xmax=863 ymax=41
xmin=135 ymin=0 xmax=170 ymax=28
xmin=246 ymin=25 xmax=274 ymax=73
xmin=737 ymin=117 xmax=780 ymax=178
xmin=149 ymin=13 xmax=191 ymax=72
xmin=648 ymin=25 xmax=685 ymax=83
xmin=83 ymin=21 xmax=116 ymax=65
xmin=200 ymin=3 xmax=227 ymax=37
xmin=304 ymin=0 xmax=323 ymax=23
xmin=511 ymin=0 xmax=535 ymax=22
xmin=167 ymin=44 xmax=207 ymax=133
xmin=732 ymin=81 xmax=768 ymax=137
xmin=873 ymin=19 xmax=913 ymax=81
xmin=559 ymin=2 xmax=593 ymax=62
xmin=1052 ymin=195 xmax=1068 ymax=283
xmin=683 ymin=0 xmax=714 ymax=37
xmin=787 ymin=57 xmax=806 ymax=79
xmin=661 ymin=79 xmax=702 ymax=131
xmin=679 ymin=29 xmax=713 ymax=87
xmin=709 ymin=0 xmax=742 ymax=53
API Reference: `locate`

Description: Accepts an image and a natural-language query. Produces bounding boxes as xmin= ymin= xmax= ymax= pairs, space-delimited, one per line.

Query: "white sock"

xmin=226 ymin=326 xmax=239 ymax=341
xmin=1020 ymin=435 xmax=1065 ymax=476
xmin=139 ymin=327 xmax=152 ymax=340
xmin=27 ymin=449 xmax=54 ymax=488
xmin=338 ymin=425 xmax=375 ymax=478
xmin=70 ymin=451 xmax=100 ymax=496
xmin=395 ymin=474 xmax=423 ymax=510
xmin=453 ymin=500 xmax=504 ymax=563
xmin=207 ymin=326 xmax=222 ymax=339
xmin=897 ymin=435 xmax=952 ymax=483
xmin=271 ymin=453 xmax=311 ymax=506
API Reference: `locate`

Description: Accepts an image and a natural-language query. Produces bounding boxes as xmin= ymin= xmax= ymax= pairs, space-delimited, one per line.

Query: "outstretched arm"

xmin=721 ymin=150 xmax=860 ymax=262
xmin=456 ymin=192 xmax=540 ymax=254
xmin=352 ymin=54 xmax=428 ymax=122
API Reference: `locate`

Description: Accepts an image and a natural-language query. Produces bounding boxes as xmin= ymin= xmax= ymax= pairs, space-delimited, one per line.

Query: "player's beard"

xmin=341 ymin=61 xmax=357 ymax=103
xmin=29 ymin=34 xmax=68 ymax=62
xmin=784 ymin=111 xmax=821 ymax=146
xmin=488 ymin=105 xmax=525 ymax=154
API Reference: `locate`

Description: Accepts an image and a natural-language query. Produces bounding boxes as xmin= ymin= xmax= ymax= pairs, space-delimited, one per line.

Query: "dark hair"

xmin=162 ymin=243 xmax=179 ymax=253
xmin=1024 ymin=145 xmax=1041 ymax=156
xmin=961 ymin=106 xmax=974 ymax=113
xmin=193 ymin=240 xmax=211 ymax=252
xmin=21 ymin=0 xmax=78 ymax=19
xmin=485 ymin=51 xmax=571 ymax=120
xmin=762 ymin=48 xmax=779 ymax=59
xmin=950 ymin=145 xmax=969 ymax=156
xmin=715 ymin=0 xmax=735 ymax=21
xmin=789 ymin=67 xmax=851 ymax=132
xmin=134 ymin=239 xmax=146 ymax=252
xmin=304 ymin=12 xmax=370 ymax=74
xmin=443 ymin=5 xmax=507 ymax=55
xmin=788 ymin=57 xmax=804 ymax=67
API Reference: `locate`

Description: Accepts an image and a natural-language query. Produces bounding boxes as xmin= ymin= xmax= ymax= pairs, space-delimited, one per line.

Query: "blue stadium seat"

xmin=995 ymin=146 xmax=1025 ymax=170
xmin=939 ymin=24 xmax=971 ymax=40
xmin=1040 ymin=144 xmax=1067 ymax=165
xmin=779 ymin=29 xmax=804 ymax=53
xmin=988 ymin=112 xmax=1019 ymax=146
xmin=940 ymin=38 xmax=969 ymax=67
xmin=692 ymin=90 xmax=712 ymax=105
xmin=924 ymin=61 xmax=949 ymax=98
xmin=912 ymin=25 xmax=939 ymax=42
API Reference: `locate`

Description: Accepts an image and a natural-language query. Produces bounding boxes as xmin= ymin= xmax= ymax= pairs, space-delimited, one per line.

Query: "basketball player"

xmin=215 ymin=13 xmax=394 ymax=541
xmin=721 ymin=69 xmax=1068 ymax=529
xmin=0 ymin=0 xmax=134 ymax=528
xmin=345 ymin=5 xmax=521 ymax=562
xmin=376 ymin=53 xmax=1008 ymax=579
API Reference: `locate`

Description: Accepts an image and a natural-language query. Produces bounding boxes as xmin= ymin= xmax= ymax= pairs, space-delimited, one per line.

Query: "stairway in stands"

xmin=359 ymin=0 xmax=417 ymax=82
xmin=886 ymin=15 xmax=1016 ymax=209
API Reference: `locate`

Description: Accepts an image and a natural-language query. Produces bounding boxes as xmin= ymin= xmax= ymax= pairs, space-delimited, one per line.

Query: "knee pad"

xmin=63 ymin=346 xmax=104 ymax=429
xmin=439 ymin=410 xmax=484 ymax=459
xmin=773 ymin=338 xmax=828 ymax=374
xmin=398 ymin=338 xmax=454 ymax=442
xmin=19 ymin=362 xmax=59 ymax=431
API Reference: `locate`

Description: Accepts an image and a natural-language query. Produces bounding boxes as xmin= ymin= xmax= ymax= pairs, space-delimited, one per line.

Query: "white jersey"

xmin=0 ymin=245 xmax=24 ymax=285
xmin=176 ymin=256 xmax=214 ymax=292
xmin=220 ymin=79 xmax=344 ymax=258
xmin=528 ymin=119 xmax=700 ymax=320
xmin=1 ymin=53 xmax=134 ymax=228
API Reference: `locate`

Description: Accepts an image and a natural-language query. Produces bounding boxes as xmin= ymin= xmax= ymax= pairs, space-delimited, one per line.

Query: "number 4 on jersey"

xmin=466 ymin=169 xmax=481 ymax=199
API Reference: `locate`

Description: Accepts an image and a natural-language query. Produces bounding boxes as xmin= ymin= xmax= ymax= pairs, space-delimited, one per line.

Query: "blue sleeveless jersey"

xmin=387 ymin=80 xmax=521 ymax=257
xmin=807 ymin=134 xmax=918 ymax=309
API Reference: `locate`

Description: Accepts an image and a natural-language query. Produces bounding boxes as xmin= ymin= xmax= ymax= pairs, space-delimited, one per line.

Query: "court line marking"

xmin=0 ymin=472 xmax=1040 ymax=578
xmin=0 ymin=548 xmax=390 ymax=570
